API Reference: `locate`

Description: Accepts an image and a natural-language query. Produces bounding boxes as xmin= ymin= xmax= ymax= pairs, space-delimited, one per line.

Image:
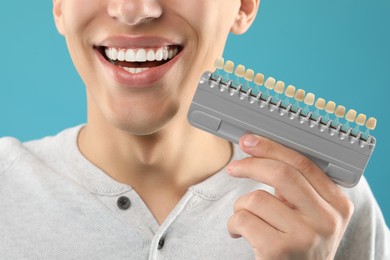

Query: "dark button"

xmin=117 ymin=196 xmax=131 ymax=210
xmin=158 ymin=237 xmax=165 ymax=250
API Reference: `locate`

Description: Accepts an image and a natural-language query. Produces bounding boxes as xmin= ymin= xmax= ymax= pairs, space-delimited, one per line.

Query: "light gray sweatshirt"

xmin=0 ymin=126 xmax=389 ymax=259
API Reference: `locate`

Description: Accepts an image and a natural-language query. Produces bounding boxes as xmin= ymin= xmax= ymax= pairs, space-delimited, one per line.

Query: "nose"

xmin=108 ymin=0 xmax=163 ymax=26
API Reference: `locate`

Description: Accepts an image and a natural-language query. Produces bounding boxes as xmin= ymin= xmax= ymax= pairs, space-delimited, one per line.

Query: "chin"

xmin=109 ymin=106 xmax=179 ymax=136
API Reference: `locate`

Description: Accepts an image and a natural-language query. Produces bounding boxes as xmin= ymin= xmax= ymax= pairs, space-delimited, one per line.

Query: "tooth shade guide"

xmin=325 ymin=101 xmax=336 ymax=114
xmin=271 ymin=81 xmax=285 ymax=105
xmin=362 ymin=117 xmax=377 ymax=141
xmin=294 ymin=89 xmax=305 ymax=102
xmin=335 ymin=105 xmax=346 ymax=118
xmin=214 ymin=57 xmax=225 ymax=69
xmin=355 ymin=114 xmax=367 ymax=126
xmin=244 ymin=69 xmax=255 ymax=82
xmin=366 ymin=117 xmax=377 ymax=130
xmin=322 ymin=101 xmax=336 ymax=125
xmin=302 ymin=92 xmax=315 ymax=116
xmin=234 ymin=65 xmax=245 ymax=78
xmin=224 ymin=61 xmax=234 ymax=74
xmin=206 ymin=57 xmax=378 ymax=141
xmin=274 ymin=81 xmax=285 ymax=94
xmin=284 ymin=85 xmax=296 ymax=98
xmin=211 ymin=57 xmax=225 ymax=80
xmin=254 ymin=73 xmax=265 ymax=86
xmin=304 ymin=93 xmax=315 ymax=106
xmin=281 ymin=85 xmax=296 ymax=109
xmin=264 ymin=77 xmax=276 ymax=90
xmin=250 ymin=73 xmax=264 ymax=97
xmin=314 ymin=98 xmax=326 ymax=110
xmin=345 ymin=109 xmax=357 ymax=122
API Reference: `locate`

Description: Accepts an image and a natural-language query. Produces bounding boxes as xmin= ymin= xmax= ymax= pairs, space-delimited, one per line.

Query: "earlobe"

xmin=53 ymin=0 xmax=65 ymax=35
xmin=230 ymin=0 xmax=260 ymax=35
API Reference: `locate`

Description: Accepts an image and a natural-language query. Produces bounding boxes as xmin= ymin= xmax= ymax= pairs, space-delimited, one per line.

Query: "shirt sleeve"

xmin=335 ymin=177 xmax=390 ymax=260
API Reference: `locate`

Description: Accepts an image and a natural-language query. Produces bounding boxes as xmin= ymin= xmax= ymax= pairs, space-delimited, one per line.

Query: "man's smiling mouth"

xmin=97 ymin=45 xmax=182 ymax=74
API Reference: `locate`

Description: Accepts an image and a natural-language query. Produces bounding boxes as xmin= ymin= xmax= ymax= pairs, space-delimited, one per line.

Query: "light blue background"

xmin=0 ymin=1 xmax=389 ymax=225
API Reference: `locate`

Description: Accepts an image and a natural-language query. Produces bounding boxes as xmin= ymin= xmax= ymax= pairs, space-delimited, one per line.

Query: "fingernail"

xmin=227 ymin=161 xmax=239 ymax=174
xmin=242 ymin=135 xmax=259 ymax=148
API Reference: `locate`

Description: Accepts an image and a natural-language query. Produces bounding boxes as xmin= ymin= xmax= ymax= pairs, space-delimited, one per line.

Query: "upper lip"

xmin=96 ymin=35 xmax=183 ymax=49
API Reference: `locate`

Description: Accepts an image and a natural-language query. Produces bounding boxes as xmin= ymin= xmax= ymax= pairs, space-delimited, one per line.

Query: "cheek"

xmin=168 ymin=0 xmax=239 ymax=89
xmin=61 ymin=0 xmax=106 ymax=86
xmin=62 ymin=0 xmax=102 ymax=31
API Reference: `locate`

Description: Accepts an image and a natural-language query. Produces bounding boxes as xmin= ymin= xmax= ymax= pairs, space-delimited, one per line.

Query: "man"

xmin=0 ymin=0 xmax=388 ymax=259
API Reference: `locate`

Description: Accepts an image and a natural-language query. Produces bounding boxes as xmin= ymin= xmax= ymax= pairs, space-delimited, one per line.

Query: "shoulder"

xmin=23 ymin=125 xmax=83 ymax=156
xmin=0 ymin=125 xmax=83 ymax=176
xmin=0 ymin=137 xmax=27 ymax=175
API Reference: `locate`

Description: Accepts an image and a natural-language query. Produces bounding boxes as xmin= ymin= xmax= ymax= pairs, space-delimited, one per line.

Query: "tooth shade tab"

xmin=294 ymin=89 xmax=305 ymax=102
xmin=224 ymin=61 xmax=234 ymax=74
xmin=315 ymin=98 xmax=326 ymax=110
xmin=304 ymin=93 xmax=315 ymax=105
xmin=285 ymin=85 xmax=296 ymax=98
xmin=335 ymin=105 xmax=346 ymax=118
xmin=244 ymin=69 xmax=255 ymax=81
xmin=355 ymin=114 xmax=367 ymax=126
xmin=345 ymin=109 xmax=357 ymax=122
xmin=234 ymin=65 xmax=245 ymax=78
xmin=274 ymin=81 xmax=285 ymax=94
xmin=325 ymin=101 xmax=336 ymax=114
xmin=264 ymin=77 xmax=276 ymax=90
xmin=254 ymin=73 xmax=265 ymax=86
xmin=366 ymin=117 xmax=377 ymax=130
xmin=214 ymin=57 xmax=224 ymax=69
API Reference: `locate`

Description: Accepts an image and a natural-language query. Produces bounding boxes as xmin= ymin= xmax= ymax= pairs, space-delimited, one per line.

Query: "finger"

xmin=228 ymin=157 xmax=327 ymax=214
xmin=274 ymin=190 xmax=295 ymax=208
xmin=227 ymin=210 xmax=282 ymax=250
xmin=237 ymin=134 xmax=344 ymax=203
xmin=234 ymin=189 xmax=302 ymax=233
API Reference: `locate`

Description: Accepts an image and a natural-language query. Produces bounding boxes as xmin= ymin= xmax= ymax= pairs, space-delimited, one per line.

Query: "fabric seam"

xmin=0 ymin=152 xmax=27 ymax=178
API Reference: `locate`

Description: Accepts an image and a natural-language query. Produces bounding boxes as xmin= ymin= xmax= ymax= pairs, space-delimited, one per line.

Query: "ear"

xmin=230 ymin=0 xmax=260 ymax=35
xmin=53 ymin=0 xmax=65 ymax=35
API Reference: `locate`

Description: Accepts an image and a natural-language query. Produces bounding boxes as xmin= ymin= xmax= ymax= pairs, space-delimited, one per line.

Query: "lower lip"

xmin=95 ymin=48 xmax=182 ymax=88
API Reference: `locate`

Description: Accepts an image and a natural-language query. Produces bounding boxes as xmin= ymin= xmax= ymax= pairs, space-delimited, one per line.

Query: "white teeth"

xmin=168 ymin=49 xmax=174 ymax=59
xmin=105 ymin=48 xmax=111 ymax=60
xmin=110 ymin=48 xmax=118 ymax=60
xmin=121 ymin=66 xmax=150 ymax=74
xmin=155 ymin=49 xmax=163 ymax=61
xmin=147 ymin=50 xmax=155 ymax=61
xmin=105 ymin=46 xmax=179 ymax=63
xmin=117 ymin=49 xmax=125 ymax=61
xmin=136 ymin=49 xmax=147 ymax=62
xmin=125 ymin=49 xmax=136 ymax=62
xmin=163 ymin=48 xmax=169 ymax=60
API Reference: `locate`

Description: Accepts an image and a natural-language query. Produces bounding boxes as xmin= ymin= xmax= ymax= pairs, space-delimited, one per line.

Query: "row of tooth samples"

xmin=211 ymin=57 xmax=377 ymax=140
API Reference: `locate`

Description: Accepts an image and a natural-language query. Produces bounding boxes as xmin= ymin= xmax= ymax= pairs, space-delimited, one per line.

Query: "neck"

xmin=78 ymin=111 xmax=232 ymax=196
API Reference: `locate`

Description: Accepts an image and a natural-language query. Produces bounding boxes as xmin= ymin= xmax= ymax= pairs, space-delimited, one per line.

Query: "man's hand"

xmin=227 ymin=134 xmax=354 ymax=260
